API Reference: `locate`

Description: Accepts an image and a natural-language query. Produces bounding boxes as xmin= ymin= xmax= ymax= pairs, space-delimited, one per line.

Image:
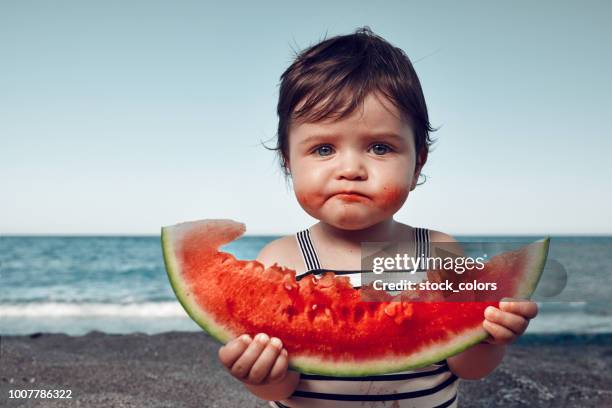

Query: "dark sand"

xmin=1 ymin=332 xmax=611 ymax=407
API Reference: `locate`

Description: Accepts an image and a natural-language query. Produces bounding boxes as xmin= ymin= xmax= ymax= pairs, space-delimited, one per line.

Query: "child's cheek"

xmin=375 ymin=184 xmax=408 ymax=211
xmin=295 ymin=191 xmax=326 ymax=210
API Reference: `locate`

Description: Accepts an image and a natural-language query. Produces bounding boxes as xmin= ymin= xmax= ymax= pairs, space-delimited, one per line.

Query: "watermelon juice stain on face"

xmin=375 ymin=185 xmax=408 ymax=211
xmin=288 ymin=92 xmax=420 ymax=230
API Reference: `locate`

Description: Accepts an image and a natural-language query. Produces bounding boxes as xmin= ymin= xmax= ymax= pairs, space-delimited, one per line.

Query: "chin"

xmin=331 ymin=221 xmax=367 ymax=231
xmin=327 ymin=214 xmax=382 ymax=231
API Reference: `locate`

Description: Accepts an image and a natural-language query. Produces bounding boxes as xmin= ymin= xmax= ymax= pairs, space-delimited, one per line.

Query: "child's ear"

xmin=410 ymin=149 xmax=428 ymax=191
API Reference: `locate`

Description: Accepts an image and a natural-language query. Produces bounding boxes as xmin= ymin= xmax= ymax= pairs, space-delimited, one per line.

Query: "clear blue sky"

xmin=1 ymin=1 xmax=610 ymax=235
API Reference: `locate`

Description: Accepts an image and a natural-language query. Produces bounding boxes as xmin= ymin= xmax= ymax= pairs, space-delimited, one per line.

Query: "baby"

xmin=218 ymin=27 xmax=538 ymax=407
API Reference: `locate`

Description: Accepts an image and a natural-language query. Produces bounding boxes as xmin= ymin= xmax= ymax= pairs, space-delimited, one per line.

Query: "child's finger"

xmin=266 ymin=348 xmax=289 ymax=383
xmin=482 ymin=319 xmax=515 ymax=344
xmin=499 ymin=299 xmax=538 ymax=319
xmin=218 ymin=334 xmax=252 ymax=368
xmin=485 ymin=306 xmax=528 ymax=335
xmin=246 ymin=337 xmax=283 ymax=384
xmin=230 ymin=333 xmax=270 ymax=379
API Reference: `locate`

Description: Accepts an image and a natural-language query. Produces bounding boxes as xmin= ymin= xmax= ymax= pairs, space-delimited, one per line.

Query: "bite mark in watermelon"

xmin=161 ymin=219 xmax=549 ymax=376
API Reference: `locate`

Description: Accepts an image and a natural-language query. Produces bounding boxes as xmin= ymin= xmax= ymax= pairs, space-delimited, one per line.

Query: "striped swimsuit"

xmin=269 ymin=227 xmax=459 ymax=408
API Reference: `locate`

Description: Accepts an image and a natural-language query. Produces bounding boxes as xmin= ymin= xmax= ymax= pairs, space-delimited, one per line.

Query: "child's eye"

xmin=314 ymin=145 xmax=334 ymax=156
xmin=370 ymin=143 xmax=393 ymax=155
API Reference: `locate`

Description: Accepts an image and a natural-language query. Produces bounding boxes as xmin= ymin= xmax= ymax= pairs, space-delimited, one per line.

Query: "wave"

xmin=536 ymin=301 xmax=612 ymax=316
xmin=536 ymin=301 xmax=587 ymax=311
xmin=0 ymin=302 xmax=188 ymax=318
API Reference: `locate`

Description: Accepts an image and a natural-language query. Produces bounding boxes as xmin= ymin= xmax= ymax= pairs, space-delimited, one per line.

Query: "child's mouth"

xmin=334 ymin=192 xmax=369 ymax=202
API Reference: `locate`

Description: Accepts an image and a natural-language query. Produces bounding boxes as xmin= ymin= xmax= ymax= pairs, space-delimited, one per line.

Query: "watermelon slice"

xmin=161 ymin=219 xmax=549 ymax=376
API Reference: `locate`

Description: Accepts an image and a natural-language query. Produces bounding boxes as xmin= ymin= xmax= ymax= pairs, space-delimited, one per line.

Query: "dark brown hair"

xmin=269 ymin=26 xmax=436 ymax=182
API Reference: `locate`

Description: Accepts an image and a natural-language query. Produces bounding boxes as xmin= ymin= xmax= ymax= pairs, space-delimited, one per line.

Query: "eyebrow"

xmin=298 ymin=132 xmax=406 ymax=146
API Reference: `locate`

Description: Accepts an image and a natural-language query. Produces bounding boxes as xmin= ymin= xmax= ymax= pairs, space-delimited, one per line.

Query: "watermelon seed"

xmin=284 ymin=305 xmax=296 ymax=321
xmin=367 ymin=303 xmax=378 ymax=314
xmin=354 ymin=305 xmax=364 ymax=322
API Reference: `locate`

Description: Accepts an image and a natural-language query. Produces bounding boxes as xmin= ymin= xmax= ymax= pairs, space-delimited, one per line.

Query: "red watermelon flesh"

xmin=161 ymin=219 xmax=549 ymax=376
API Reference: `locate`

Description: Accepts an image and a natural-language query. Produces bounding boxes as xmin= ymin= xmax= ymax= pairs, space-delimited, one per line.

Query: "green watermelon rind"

xmin=291 ymin=326 xmax=489 ymax=376
xmin=162 ymin=223 xmax=550 ymax=376
xmin=515 ymin=238 xmax=550 ymax=298
xmin=161 ymin=226 xmax=235 ymax=344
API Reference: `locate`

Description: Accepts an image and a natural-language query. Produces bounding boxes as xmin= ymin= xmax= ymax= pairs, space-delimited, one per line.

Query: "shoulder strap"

xmin=295 ymin=229 xmax=322 ymax=272
xmin=296 ymin=227 xmax=430 ymax=273
xmin=414 ymin=227 xmax=430 ymax=270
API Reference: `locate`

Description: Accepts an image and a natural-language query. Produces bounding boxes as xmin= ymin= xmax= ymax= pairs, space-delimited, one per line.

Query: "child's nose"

xmin=336 ymin=151 xmax=367 ymax=180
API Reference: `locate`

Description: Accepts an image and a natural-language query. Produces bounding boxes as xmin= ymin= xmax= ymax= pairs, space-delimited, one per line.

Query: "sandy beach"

xmin=1 ymin=332 xmax=611 ymax=407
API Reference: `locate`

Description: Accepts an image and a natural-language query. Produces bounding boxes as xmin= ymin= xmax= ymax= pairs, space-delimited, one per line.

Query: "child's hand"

xmin=482 ymin=299 xmax=538 ymax=345
xmin=218 ymin=333 xmax=290 ymax=386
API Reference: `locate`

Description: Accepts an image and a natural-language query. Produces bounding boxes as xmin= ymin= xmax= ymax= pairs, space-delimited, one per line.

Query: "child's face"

xmin=287 ymin=92 xmax=423 ymax=230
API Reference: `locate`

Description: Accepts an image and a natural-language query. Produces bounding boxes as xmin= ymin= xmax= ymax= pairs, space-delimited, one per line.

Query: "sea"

xmin=1 ymin=235 xmax=611 ymax=336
